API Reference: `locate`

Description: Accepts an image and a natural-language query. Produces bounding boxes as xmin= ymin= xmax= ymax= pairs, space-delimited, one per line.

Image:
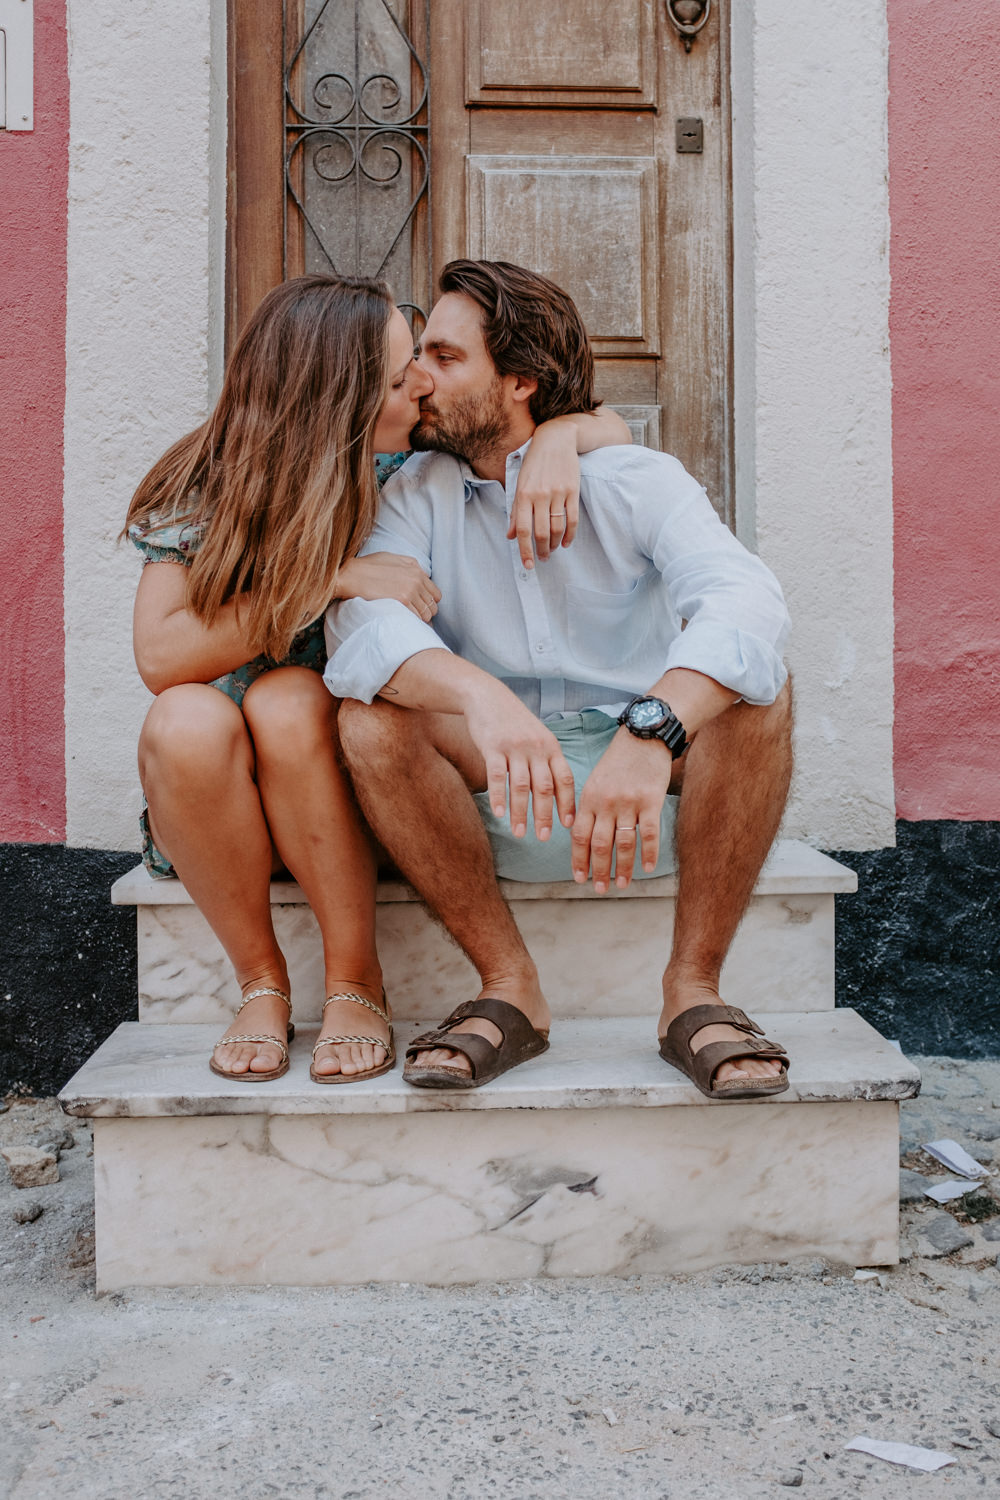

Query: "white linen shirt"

xmin=323 ymin=443 xmax=790 ymax=715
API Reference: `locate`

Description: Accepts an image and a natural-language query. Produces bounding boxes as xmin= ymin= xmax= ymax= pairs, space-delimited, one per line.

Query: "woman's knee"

xmin=138 ymin=684 xmax=248 ymax=783
xmin=242 ymin=667 xmax=338 ymax=754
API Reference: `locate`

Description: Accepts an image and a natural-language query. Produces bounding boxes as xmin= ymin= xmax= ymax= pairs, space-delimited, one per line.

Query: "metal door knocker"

xmin=666 ymin=0 xmax=711 ymax=52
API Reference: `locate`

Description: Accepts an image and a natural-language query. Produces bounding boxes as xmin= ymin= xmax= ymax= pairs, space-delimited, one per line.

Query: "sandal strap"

xmin=312 ymin=1030 xmax=393 ymax=1058
xmin=235 ymin=986 xmax=292 ymax=1021
xmin=692 ymin=1037 xmax=788 ymax=1082
xmin=322 ymin=991 xmax=389 ymax=1024
xmin=664 ymin=1003 xmax=763 ymax=1053
xmin=215 ymin=1032 xmax=289 ymax=1064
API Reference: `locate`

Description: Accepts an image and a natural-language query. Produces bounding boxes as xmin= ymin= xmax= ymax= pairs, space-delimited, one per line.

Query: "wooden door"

xmin=228 ymin=0 xmax=733 ymax=517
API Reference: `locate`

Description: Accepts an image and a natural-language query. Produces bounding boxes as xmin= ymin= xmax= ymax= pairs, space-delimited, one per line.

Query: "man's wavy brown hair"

xmin=123 ymin=273 xmax=393 ymax=660
xmin=438 ymin=259 xmax=599 ymax=424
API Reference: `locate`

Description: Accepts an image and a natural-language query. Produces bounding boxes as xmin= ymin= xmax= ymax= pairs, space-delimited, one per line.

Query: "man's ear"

xmin=509 ymin=372 xmax=539 ymax=406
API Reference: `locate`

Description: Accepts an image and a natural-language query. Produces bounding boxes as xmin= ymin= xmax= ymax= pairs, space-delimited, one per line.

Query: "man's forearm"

xmin=377 ymin=648 xmax=514 ymax=716
xmin=643 ymin=668 xmax=740 ymax=739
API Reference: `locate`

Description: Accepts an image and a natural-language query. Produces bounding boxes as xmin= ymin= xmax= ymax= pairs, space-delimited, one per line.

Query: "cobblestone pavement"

xmin=2 ymin=1057 xmax=999 ymax=1500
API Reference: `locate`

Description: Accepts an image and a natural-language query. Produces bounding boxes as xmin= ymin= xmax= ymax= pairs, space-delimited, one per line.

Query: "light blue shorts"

xmin=473 ymin=709 xmax=679 ymax=883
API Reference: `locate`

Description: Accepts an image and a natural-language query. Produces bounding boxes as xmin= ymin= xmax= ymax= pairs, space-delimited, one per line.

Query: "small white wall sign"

xmin=0 ymin=0 xmax=34 ymax=132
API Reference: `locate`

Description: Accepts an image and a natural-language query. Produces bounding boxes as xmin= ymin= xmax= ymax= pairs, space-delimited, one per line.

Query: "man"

xmin=325 ymin=260 xmax=793 ymax=1098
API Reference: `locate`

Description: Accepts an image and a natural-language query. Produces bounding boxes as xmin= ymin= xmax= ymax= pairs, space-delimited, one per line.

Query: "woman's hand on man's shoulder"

xmin=334 ymin=553 xmax=441 ymax=623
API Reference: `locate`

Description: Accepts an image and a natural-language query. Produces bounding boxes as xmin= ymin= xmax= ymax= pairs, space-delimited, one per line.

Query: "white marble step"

xmin=60 ymin=1011 xmax=918 ymax=1289
xmin=62 ymin=1010 xmax=915 ymax=1116
xmin=113 ymin=839 xmax=856 ymax=1024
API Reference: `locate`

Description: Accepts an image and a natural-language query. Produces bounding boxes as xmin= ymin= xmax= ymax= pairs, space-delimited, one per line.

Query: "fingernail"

xmin=594 ymin=881 xmax=606 ymax=895
xmin=514 ymin=824 xmax=525 ymax=838
xmin=573 ymin=870 xmax=586 ymax=883
xmin=493 ymin=805 xmax=505 ymax=817
xmin=563 ymin=813 xmax=574 ymax=827
xmin=538 ymin=827 xmax=550 ymax=841
xmin=616 ymin=875 xmax=628 ymax=889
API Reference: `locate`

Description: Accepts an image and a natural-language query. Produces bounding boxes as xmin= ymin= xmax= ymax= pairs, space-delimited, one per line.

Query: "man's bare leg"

xmin=339 ymin=698 xmax=549 ymax=1077
xmin=660 ymin=681 xmax=794 ymax=1085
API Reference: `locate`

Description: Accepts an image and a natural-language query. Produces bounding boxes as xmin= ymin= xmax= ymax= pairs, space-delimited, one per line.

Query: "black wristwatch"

xmin=617 ymin=696 xmax=688 ymax=758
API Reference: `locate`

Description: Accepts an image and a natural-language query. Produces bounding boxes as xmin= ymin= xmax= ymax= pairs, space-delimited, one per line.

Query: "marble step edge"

xmin=60 ymin=1009 xmax=919 ymax=1119
xmin=111 ymin=839 xmax=858 ymax=908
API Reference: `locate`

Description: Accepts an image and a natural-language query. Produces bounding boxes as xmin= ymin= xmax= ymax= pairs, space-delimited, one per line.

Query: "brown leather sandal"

xmin=209 ymin=986 xmax=294 ymax=1083
xmin=658 ymin=1004 xmax=790 ymax=1100
xmin=403 ymin=997 xmax=549 ymax=1090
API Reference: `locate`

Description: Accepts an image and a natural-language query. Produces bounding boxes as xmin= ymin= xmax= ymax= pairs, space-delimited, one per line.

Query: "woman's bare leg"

xmin=138 ymin=684 xmax=291 ymax=1076
xmin=241 ymin=669 xmax=388 ymax=1078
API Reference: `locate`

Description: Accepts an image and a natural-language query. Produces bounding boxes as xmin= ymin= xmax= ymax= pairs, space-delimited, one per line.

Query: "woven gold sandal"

xmin=209 ymin=986 xmax=294 ymax=1083
xmin=310 ymin=990 xmax=395 ymax=1085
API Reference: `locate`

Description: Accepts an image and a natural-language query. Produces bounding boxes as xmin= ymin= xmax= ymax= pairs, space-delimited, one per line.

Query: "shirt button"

xmin=519 ymin=570 xmax=528 ymax=582
xmin=534 ymin=642 xmax=545 ymax=653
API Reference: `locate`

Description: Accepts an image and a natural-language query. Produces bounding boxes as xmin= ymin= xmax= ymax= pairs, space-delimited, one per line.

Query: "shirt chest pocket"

xmin=565 ymin=572 xmax=657 ymax=671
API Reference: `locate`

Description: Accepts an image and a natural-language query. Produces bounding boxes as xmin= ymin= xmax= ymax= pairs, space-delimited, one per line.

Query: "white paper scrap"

xmin=846 ymin=1436 xmax=955 ymax=1472
xmin=853 ymin=1270 xmax=880 ymax=1282
xmin=923 ymin=1139 xmax=988 ymax=1179
xmin=602 ymin=1408 xmax=618 ymax=1427
xmin=925 ymin=1178 xmax=977 ymax=1203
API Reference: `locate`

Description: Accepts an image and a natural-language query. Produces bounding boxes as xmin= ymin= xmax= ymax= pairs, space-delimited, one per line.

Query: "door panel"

xmin=466 ymin=155 xmax=659 ymax=354
xmin=467 ymin=0 xmax=655 ymax=106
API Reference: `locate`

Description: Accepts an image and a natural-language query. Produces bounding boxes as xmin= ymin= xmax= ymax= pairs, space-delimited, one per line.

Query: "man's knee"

xmin=732 ymin=676 xmax=793 ymax=743
xmin=766 ymin=677 xmax=794 ymax=736
xmin=338 ymin=696 xmax=415 ymax=771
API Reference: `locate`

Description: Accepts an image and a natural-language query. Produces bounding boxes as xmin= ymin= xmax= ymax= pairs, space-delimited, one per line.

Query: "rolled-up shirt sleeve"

xmin=324 ymin=597 xmax=449 ymax=703
xmin=323 ymin=468 xmax=452 ymax=703
xmin=625 ymin=453 xmax=791 ymax=704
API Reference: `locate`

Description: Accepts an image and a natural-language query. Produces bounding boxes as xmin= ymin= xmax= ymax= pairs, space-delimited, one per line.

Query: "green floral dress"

xmin=131 ymin=453 xmax=408 ymax=877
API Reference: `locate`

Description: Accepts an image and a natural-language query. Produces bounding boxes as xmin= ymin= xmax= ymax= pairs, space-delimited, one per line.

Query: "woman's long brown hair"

xmin=124 ymin=274 xmax=393 ymax=660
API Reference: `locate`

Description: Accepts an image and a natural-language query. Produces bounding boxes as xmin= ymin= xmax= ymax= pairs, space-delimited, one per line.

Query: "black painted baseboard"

xmin=1 ymin=822 xmax=998 ymax=1095
xmin=0 ymin=845 xmax=138 ymax=1096
xmin=826 ymin=820 xmax=1000 ymax=1059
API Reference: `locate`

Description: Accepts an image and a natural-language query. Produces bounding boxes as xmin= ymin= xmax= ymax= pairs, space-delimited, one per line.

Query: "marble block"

xmin=62 ymin=1009 xmax=915 ymax=1287
xmin=89 ymin=1100 xmax=902 ymax=1288
xmin=113 ymin=841 xmax=855 ymax=1025
xmin=60 ymin=1011 xmax=921 ymax=1118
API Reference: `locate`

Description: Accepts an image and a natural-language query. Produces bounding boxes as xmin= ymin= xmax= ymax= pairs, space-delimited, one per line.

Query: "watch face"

xmin=629 ymin=698 xmax=666 ymax=729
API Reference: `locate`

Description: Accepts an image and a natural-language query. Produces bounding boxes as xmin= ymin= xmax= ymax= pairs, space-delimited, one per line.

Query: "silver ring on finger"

xmin=616 ymin=824 xmax=636 ymax=833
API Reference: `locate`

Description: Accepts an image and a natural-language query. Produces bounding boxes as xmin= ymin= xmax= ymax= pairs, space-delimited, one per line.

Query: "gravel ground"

xmin=2 ymin=1057 xmax=1000 ymax=1500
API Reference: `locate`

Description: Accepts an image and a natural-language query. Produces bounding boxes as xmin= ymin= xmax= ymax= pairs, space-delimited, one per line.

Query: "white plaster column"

xmin=732 ymin=0 xmax=896 ymax=849
xmin=63 ymin=0 xmax=226 ymax=848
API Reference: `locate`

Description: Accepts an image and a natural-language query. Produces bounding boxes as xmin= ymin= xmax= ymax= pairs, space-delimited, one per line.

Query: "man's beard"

xmin=410 ymin=375 xmax=510 ymax=463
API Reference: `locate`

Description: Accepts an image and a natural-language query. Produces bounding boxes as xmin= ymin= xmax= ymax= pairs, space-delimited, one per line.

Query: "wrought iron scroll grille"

xmin=284 ymin=0 xmax=431 ymax=328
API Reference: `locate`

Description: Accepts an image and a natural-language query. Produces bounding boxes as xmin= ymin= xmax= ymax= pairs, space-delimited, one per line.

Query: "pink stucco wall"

xmin=0 ymin=1 xmax=68 ymax=840
xmin=890 ymin=1 xmax=1000 ymax=821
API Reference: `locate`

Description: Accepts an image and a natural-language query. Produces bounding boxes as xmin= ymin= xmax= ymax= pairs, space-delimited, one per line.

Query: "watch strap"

xmin=618 ymin=696 xmax=688 ymax=759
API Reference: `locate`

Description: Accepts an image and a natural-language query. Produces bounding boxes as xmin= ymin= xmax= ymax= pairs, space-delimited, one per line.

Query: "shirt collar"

xmin=461 ymin=440 xmax=532 ymax=502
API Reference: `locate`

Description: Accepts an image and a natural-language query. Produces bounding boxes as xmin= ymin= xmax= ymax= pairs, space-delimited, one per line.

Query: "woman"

xmin=125 ymin=273 xmax=629 ymax=1085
